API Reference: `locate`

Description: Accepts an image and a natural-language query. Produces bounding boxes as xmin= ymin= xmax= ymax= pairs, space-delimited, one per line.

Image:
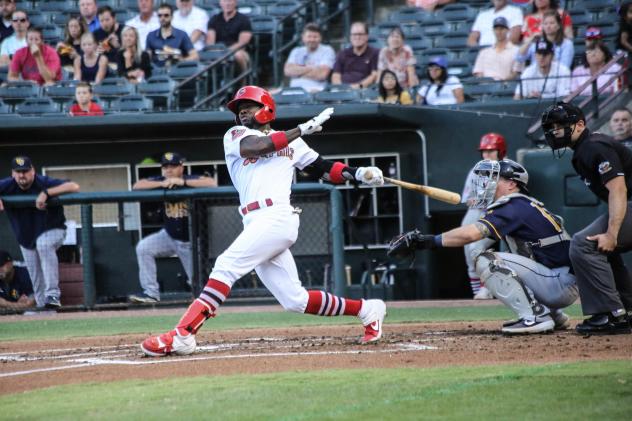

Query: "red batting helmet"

xmin=227 ymin=86 xmax=276 ymax=125
xmin=478 ymin=133 xmax=507 ymax=159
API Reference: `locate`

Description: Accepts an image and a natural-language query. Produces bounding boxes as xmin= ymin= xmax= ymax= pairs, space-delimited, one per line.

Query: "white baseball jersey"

xmin=223 ymin=126 xmax=319 ymax=208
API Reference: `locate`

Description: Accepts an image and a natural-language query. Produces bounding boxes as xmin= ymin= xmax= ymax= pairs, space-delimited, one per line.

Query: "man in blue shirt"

xmin=0 ymin=156 xmax=80 ymax=309
xmin=146 ymin=3 xmax=198 ymax=67
xmin=0 ymin=249 xmax=35 ymax=311
xmin=129 ymin=152 xmax=215 ymax=303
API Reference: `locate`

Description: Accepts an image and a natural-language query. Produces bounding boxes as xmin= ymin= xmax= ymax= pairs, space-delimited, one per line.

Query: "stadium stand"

xmin=0 ymin=81 xmax=41 ymax=106
xmin=272 ymin=86 xmax=313 ymax=105
xmin=93 ymin=77 xmax=136 ymax=105
xmin=136 ymin=75 xmax=178 ymax=110
xmin=108 ymin=94 xmax=153 ymax=113
xmin=15 ymin=97 xmax=60 ymax=115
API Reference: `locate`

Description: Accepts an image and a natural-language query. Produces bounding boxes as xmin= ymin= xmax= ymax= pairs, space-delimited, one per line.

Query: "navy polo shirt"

xmin=0 ymin=175 xmax=67 ymax=249
xmin=332 ymin=46 xmax=379 ymax=84
xmin=0 ymin=266 xmax=33 ymax=302
xmin=146 ymin=27 xmax=195 ymax=67
xmin=148 ymin=175 xmax=200 ymax=241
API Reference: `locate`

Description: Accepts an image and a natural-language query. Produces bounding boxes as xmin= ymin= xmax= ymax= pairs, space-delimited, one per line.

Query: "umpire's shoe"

xmin=575 ymin=313 xmax=632 ymax=335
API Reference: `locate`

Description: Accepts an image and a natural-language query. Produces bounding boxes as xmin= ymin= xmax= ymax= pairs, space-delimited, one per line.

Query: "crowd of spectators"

xmin=0 ymin=0 xmax=628 ymax=111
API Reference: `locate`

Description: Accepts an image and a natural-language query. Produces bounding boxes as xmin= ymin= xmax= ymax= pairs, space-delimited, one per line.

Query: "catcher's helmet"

xmin=541 ymin=101 xmax=585 ymax=150
xmin=478 ymin=133 xmax=507 ymax=159
xmin=227 ymin=86 xmax=276 ymax=125
xmin=472 ymin=159 xmax=529 ymax=207
xmin=499 ymin=159 xmax=529 ymax=190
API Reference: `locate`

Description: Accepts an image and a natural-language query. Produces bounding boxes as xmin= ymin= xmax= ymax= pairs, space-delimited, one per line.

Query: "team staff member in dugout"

xmin=0 ymin=250 xmax=35 ymax=311
xmin=541 ymin=101 xmax=632 ymax=335
xmin=129 ymin=152 xmax=216 ymax=303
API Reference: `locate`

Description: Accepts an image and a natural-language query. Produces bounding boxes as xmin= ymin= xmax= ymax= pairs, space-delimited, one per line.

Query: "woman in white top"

xmin=571 ymin=42 xmax=621 ymax=96
xmin=416 ymin=56 xmax=464 ymax=105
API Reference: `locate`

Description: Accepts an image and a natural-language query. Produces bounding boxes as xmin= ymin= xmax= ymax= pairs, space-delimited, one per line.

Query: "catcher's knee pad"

xmin=475 ymin=252 xmax=544 ymax=319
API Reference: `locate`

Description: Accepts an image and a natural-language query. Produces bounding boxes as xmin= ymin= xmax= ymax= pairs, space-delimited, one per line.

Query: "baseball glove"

xmin=387 ymin=229 xmax=437 ymax=259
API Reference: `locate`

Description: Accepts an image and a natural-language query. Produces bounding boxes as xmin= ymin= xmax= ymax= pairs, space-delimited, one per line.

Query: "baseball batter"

xmin=460 ymin=133 xmax=507 ymax=299
xmin=141 ymin=86 xmax=387 ymax=356
xmin=389 ymin=159 xmax=578 ymax=334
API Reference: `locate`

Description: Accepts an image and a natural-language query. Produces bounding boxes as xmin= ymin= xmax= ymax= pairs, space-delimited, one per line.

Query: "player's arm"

xmin=0 ymin=295 xmax=36 ymax=310
xmin=36 ymin=180 xmax=80 ymax=209
xmin=240 ymin=108 xmax=334 ymax=158
xmin=133 ymin=178 xmax=167 ymax=190
xmin=302 ymin=156 xmax=384 ymax=186
xmin=588 ymin=176 xmax=627 ymax=252
xmin=439 ymin=223 xmax=486 ymax=247
xmin=182 ymin=176 xmax=217 ymax=188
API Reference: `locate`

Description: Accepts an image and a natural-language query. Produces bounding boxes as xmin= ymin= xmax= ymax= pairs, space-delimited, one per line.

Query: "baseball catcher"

xmin=389 ymin=159 xmax=579 ymax=334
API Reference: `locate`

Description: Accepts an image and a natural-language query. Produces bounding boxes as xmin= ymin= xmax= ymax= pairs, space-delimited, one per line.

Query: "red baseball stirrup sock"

xmin=175 ymin=279 xmax=231 ymax=336
xmin=304 ymin=290 xmax=362 ymax=316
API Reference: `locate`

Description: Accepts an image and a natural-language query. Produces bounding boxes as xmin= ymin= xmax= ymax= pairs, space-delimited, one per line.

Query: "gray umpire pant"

xmin=136 ymin=228 xmax=193 ymax=300
xmin=569 ymin=200 xmax=632 ymax=315
xmin=493 ymin=252 xmax=579 ymax=311
xmin=20 ymin=228 xmax=66 ymax=307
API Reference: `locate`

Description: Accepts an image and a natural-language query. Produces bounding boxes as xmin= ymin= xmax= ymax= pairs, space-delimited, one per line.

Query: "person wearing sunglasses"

xmin=146 ymin=3 xmax=198 ymax=67
xmin=0 ymin=9 xmax=27 ymax=66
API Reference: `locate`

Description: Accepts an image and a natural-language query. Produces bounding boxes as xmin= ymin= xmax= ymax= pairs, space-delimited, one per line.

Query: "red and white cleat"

xmin=141 ymin=329 xmax=197 ymax=357
xmin=359 ymin=299 xmax=386 ymax=344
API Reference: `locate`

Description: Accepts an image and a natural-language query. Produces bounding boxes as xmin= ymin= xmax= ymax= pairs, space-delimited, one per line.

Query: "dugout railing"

xmin=0 ymin=183 xmax=345 ymax=309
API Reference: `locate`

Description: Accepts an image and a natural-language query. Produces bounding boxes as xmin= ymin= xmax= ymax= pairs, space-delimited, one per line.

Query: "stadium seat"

xmin=93 ymin=77 xmax=135 ymax=103
xmin=400 ymin=23 xmax=423 ymax=38
xmin=0 ymin=100 xmax=11 ymax=113
xmin=250 ymin=15 xmax=279 ymax=34
xmin=109 ymin=94 xmax=153 ymax=112
xmin=199 ymin=43 xmax=229 ymax=63
xmin=167 ymin=61 xmax=206 ymax=80
xmin=408 ymin=36 xmax=433 ymax=52
xmin=446 ymin=60 xmax=472 ymax=78
xmin=579 ymin=0 xmax=615 ymax=11
xmin=416 ymin=48 xmax=450 ymax=66
xmin=15 ymin=97 xmax=60 ymax=115
xmin=40 ymin=0 xmax=76 ymax=12
xmin=313 ymin=85 xmax=361 ymax=104
xmin=252 ymin=0 xmax=277 ymax=13
xmin=28 ymin=11 xmax=50 ymax=27
xmin=273 ymin=87 xmax=312 ymax=105
xmin=419 ymin=19 xmax=449 ymax=36
xmin=435 ymin=4 xmax=477 ymax=22
xmin=434 ymin=32 xmax=470 ymax=49
xmin=267 ymin=0 xmax=302 ymax=18
xmin=237 ymin=1 xmax=262 ymax=16
xmin=389 ymin=7 xmax=431 ymax=25
xmin=136 ymin=75 xmax=178 ymax=110
xmin=0 ymin=65 xmax=7 ymax=84
xmin=44 ymin=80 xmax=81 ymax=104
xmin=360 ymin=85 xmax=379 ymax=102
xmin=0 ymin=80 xmax=41 ymax=105
xmin=119 ymin=0 xmax=140 ymax=9
xmin=41 ymin=24 xmax=64 ymax=44
xmin=567 ymin=10 xmax=592 ymax=28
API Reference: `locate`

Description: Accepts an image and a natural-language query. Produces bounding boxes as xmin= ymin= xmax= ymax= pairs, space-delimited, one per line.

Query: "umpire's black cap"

xmin=11 ymin=156 xmax=33 ymax=171
xmin=160 ymin=152 xmax=185 ymax=166
xmin=0 ymin=250 xmax=12 ymax=264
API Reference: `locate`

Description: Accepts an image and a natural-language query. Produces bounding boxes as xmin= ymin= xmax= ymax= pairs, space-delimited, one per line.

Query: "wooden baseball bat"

xmin=384 ymin=177 xmax=461 ymax=204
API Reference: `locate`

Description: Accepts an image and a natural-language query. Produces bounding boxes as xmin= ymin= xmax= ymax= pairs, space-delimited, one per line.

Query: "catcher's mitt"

xmin=387 ymin=229 xmax=437 ymax=259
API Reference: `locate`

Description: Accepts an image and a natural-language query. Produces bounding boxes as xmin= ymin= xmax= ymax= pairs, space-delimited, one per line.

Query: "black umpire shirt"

xmin=571 ymin=129 xmax=632 ymax=202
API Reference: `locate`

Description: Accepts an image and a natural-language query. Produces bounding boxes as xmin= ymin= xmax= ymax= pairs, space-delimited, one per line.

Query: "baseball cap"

xmin=492 ymin=17 xmax=509 ymax=29
xmin=11 ymin=156 xmax=33 ymax=171
xmin=0 ymin=250 xmax=12 ymax=264
xmin=428 ymin=56 xmax=447 ymax=68
xmin=160 ymin=152 xmax=184 ymax=166
xmin=535 ymin=38 xmax=554 ymax=55
xmin=585 ymin=26 xmax=603 ymax=40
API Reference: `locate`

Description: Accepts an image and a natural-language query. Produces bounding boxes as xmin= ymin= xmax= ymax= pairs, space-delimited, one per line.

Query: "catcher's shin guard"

xmin=475 ymin=251 xmax=548 ymax=319
xmin=175 ymin=299 xmax=214 ymax=336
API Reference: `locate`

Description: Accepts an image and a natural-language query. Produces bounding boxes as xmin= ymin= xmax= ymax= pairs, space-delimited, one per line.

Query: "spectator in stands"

xmin=468 ymin=0 xmax=523 ymax=47
xmin=609 ymin=108 xmax=632 ymax=146
xmin=472 ymin=17 xmax=518 ymax=80
xmin=514 ymin=38 xmax=570 ymax=100
xmin=69 ymin=81 xmax=104 ymax=116
xmin=331 ymin=22 xmax=379 ymax=89
xmin=117 ymin=25 xmax=151 ymax=83
xmin=376 ymin=69 xmax=413 ymax=104
xmin=0 ymin=0 xmax=15 ymax=43
xmin=173 ymin=0 xmax=208 ymax=52
xmin=405 ymin=0 xmax=454 ymax=13
xmin=609 ymin=107 xmax=632 ymax=141
xmin=377 ymin=26 xmax=418 ymax=89
xmin=0 ymin=156 xmax=80 ymax=309
xmin=94 ymin=6 xmax=122 ymax=63
xmin=584 ymin=26 xmax=603 ymax=49
xmin=128 ymin=152 xmax=216 ymax=304
xmin=523 ymin=0 xmax=572 ymax=40
xmin=284 ymin=23 xmax=335 ymax=93
xmin=56 ymin=17 xmax=87 ymax=70
xmin=146 ymin=3 xmax=198 ymax=68
xmin=125 ymin=0 xmax=159 ymax=51
xmin=79 ymin=0 xmax=100 ymax=32
xmin=571 ymin=42 xmax=621 ymax=97
xmin=8 ymin=27 xmax=62 ymax=86
xmin=0 ymin=250 xmax=36 ymax=311
xmin=0 ymin=9 xmax=27 ymax=66
xmin=617 ymin=0 xmax=632 ymax=55
xmin=73 ymin=32 xmax=108 ymax=83
xmin=416 ymin=56 xmax=464 ymax=105
xmin=515 ymin=11 xmax=573 ymax=72
xmin=206 ymin=0 xmax=252 ymax=73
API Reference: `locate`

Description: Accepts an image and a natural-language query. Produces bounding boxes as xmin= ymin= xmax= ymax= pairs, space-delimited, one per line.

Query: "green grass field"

xmin=1 ymin=304 xmax=630 ymax=420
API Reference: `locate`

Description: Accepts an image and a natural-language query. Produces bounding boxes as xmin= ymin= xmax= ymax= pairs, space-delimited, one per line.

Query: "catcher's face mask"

xmin=472 ymin=159 xmax=500 ymax=208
